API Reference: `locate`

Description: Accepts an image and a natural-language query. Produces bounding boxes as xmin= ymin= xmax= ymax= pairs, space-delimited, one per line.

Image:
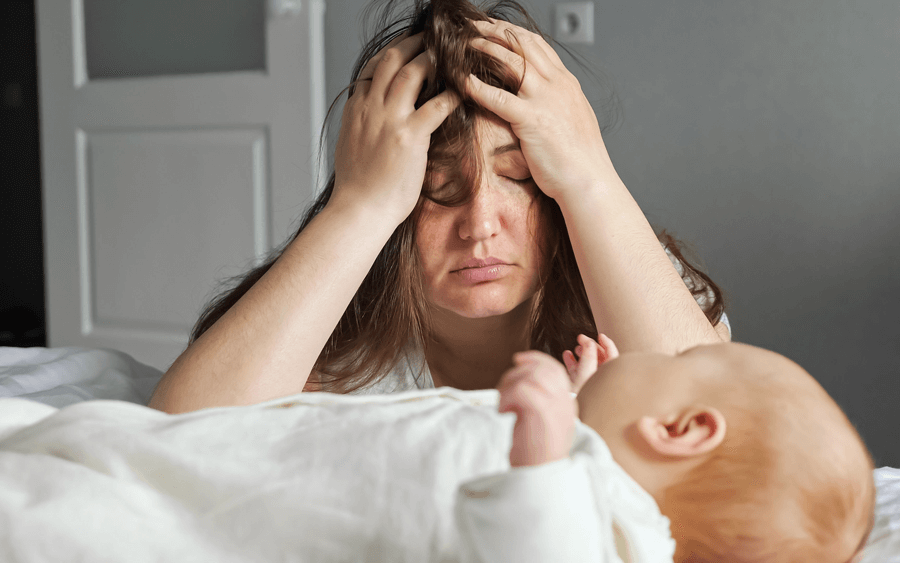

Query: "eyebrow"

xmin=491 ymin=142 xmax=521 ymax=157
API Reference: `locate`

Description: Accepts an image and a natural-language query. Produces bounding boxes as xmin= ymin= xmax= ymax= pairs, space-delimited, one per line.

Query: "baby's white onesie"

xmin=455 ymin=408 xmax=676 ymax=563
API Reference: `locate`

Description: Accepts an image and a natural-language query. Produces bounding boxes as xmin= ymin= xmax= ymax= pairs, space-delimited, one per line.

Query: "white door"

xmin=37 ymin=0 xmax=326 ymax=371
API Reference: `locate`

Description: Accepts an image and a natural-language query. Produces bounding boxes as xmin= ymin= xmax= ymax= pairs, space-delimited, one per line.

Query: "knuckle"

xmin=489 ymin=90 xmax=506 ymax=108
xmin=392 ymin=127 xmax=416 ymax=148
xmin=432 ymin=95 xmax=453 ymax=115
xmin=395 ymin=65 xmax=415 ymax=83
xmin=352 ymin=100 xmax=372 ymax=122
xmin=379 ymin=48 xmax=401 ymax=68
xmin=511 ymin=57 xmax=526 ymax=75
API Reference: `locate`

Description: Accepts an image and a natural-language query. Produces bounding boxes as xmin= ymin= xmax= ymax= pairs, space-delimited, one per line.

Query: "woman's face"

xmin=416 ymin=117 xmax=545 ymax=319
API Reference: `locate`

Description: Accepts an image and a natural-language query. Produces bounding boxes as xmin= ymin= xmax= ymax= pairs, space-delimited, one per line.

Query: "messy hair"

xmin=190 ymin=0 xmax=726 ymax=393
xmin=661 ymin=396 xmax=875 ymax=562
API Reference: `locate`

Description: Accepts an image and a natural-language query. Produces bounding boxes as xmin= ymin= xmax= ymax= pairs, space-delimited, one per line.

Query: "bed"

xmin=1 ymin=346 xmax=898 ymax=562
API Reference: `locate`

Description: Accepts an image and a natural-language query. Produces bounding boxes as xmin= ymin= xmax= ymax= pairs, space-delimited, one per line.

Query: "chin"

xmin=431 ymin=288 xmax=535 ymax=320
xmin=448 ymin=303 xmax=521 ymax=319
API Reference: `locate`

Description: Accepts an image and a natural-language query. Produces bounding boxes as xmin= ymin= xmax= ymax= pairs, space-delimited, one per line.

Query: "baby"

xmin=476 ymin=335 xmax=876 ymax=562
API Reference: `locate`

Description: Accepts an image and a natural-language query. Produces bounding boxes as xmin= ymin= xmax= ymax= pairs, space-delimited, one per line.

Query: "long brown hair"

xmin=191 ymin=0 xmax=726 ymax=393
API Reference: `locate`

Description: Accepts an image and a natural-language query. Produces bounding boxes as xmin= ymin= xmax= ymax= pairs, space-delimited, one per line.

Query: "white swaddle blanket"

xmin=0 ymin=388 xmax=673 ymax=563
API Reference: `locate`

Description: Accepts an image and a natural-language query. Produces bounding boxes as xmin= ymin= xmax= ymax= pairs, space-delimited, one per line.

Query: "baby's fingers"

xmin=596 ymin=333 xmax=620 ymax=364
xmin=573 ymin=334 xmax=599 ymax=381
xmin=562 ymin=350 xmax=578 ymax=375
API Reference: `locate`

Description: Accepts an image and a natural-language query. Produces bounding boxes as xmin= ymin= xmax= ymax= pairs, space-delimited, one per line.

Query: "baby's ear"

xmin=636 ymin=406 xmax=726 ymax=459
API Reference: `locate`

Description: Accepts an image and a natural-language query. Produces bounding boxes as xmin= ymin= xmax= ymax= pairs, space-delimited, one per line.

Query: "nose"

xmin=457 ymin=185 xmax=502 ymax=242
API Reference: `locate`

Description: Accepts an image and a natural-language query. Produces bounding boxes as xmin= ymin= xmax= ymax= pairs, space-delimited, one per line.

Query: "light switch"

xmin=554 ymin=2 xmax=594 ymax=44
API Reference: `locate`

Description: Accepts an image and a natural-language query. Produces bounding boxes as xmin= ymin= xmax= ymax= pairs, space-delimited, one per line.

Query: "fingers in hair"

xmin=465 ymin=73 xmax=524 ymax=124
xmin=470 ymin=19 xmax=564 ymax=72
xmin=386 ymin=50 xmax=433 ymax=108
xmin=410 ymin=89 xmax=460 ymax=132
xmin=358 ymin=31 xmax=413 ymax=79
xmin=365 ymin=33 xmax=424 ymax=100
xmin=354 ymin=33 xmax=407 ymax=96
xmin=470 ymin=36 xmax=529 ymax=81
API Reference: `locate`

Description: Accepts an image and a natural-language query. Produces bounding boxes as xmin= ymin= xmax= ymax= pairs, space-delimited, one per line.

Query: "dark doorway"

xmin=1 ymin=0 xmax=46 ymax=347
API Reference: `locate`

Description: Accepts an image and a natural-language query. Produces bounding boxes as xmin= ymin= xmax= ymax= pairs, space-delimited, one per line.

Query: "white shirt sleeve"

xmin=454 ymin=457 xmax=611 ymax=563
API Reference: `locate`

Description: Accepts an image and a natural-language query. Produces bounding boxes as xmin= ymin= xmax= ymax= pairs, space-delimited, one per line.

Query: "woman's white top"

xmin=346 ymin=346 xmax=436 ymax=395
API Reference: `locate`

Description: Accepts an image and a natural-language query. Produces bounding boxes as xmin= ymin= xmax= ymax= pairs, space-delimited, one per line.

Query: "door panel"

xmin=37 ymin=0 xmax=325 ymax=371
xmin=83 ymin=0 xmax=266 ymax=79
xmin=86 ymin=128 xmax=266 ymax=330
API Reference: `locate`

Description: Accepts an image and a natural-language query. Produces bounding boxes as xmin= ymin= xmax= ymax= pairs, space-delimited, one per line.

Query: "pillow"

xmin=0 ymin=346 xmax=163 ymax=407
xmin=861 ymin=467 xmax=900 ymax=562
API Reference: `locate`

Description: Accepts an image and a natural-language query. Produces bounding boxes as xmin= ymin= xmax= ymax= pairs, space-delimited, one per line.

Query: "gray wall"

xmin=325 ymin=0 xmax=900 ymax=466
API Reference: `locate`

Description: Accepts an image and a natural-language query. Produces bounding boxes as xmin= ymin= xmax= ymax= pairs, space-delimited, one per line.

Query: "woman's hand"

xmin=465 ymin=20 xmax=613 ymax=202
xmin=562 ymin=333 xmax=619 ymax=395
xmin=497 ymin=351 xmax=578 ymax=467
xmin=332 ymin=34 xmax=459 ymax=223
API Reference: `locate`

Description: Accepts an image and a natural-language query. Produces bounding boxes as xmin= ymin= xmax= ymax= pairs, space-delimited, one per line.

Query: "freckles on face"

xmin=415 ymin=119 xmax=546 ymax=319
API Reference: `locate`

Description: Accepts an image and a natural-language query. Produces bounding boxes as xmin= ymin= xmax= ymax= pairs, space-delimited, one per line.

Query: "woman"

xmin=149 ymin=0 xmax=728 ymax=414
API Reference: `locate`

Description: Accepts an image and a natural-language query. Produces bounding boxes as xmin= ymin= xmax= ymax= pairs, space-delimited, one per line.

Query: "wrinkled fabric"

xmin=862 ymin=467 xmax=900 ymax=562
xmin=0 ymin=388 xmax=673 ymax=562
xmin=456 ymin=422 xmax=675 ymax=563
xmin=0 ymin=346 xmax=162 ymax=407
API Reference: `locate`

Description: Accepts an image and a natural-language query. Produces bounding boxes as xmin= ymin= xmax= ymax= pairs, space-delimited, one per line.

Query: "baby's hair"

xmin=662 ymin=396 xmax=875 ymax=562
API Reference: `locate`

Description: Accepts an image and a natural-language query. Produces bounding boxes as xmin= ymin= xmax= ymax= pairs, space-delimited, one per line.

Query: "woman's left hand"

xmin=466 ymin=19 xmax=614 ymax=202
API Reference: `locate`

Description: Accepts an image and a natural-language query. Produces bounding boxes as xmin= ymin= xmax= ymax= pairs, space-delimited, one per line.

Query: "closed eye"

xmin=505 ymin=176 xmax=533 ymax=185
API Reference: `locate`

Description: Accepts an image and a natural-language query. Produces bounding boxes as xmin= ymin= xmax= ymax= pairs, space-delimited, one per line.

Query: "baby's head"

xmin=577 ymin=342 xmax=874 ymax=563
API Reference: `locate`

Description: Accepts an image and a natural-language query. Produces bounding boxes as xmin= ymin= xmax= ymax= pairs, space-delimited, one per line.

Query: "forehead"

xmin=475 ymin=115 xmax=518 ymax=150
xmin=427 ymin=115 xmax=526 ymax=186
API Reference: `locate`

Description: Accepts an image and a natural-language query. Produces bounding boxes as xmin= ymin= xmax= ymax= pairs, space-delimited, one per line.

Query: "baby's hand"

xmin=562 ymin=334 xmax=619 ymax=395
xmin=497 ymin=351 xmax=577 ymax=468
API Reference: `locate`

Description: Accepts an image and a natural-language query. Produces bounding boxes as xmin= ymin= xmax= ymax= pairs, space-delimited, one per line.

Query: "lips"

xmin=451 ymin=257 xmax=512 ymax=283
xmin=453 ymin=257 xmax=508 ymax=271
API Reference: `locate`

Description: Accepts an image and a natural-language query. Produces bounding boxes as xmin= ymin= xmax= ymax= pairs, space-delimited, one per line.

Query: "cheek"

xmin=414 ymin=205 xmax=453 ymax=274
xmin=521 ymin=200 xmax=550 ymax=274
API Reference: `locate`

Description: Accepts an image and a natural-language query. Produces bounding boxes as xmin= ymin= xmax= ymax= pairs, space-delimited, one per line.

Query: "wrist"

xmin=510 ymin=416 xmax=577 ymax=467
xmin=325 ymin=185 xmax=410 ymax=231
xmin=554 ymin=170 xmax=623 ymax=202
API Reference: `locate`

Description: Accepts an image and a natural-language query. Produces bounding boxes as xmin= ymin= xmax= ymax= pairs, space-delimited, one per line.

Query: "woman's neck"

xmin=425 ymin=298 xmax=534 ymax=390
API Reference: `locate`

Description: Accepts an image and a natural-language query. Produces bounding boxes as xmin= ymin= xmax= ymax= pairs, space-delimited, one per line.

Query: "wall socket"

xmin=554 ymin=2 xmax=594 ymax=44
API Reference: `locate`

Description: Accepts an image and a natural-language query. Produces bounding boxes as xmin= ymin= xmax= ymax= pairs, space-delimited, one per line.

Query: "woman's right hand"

xmin=332 ymin=34 xmax=459 ymax=224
